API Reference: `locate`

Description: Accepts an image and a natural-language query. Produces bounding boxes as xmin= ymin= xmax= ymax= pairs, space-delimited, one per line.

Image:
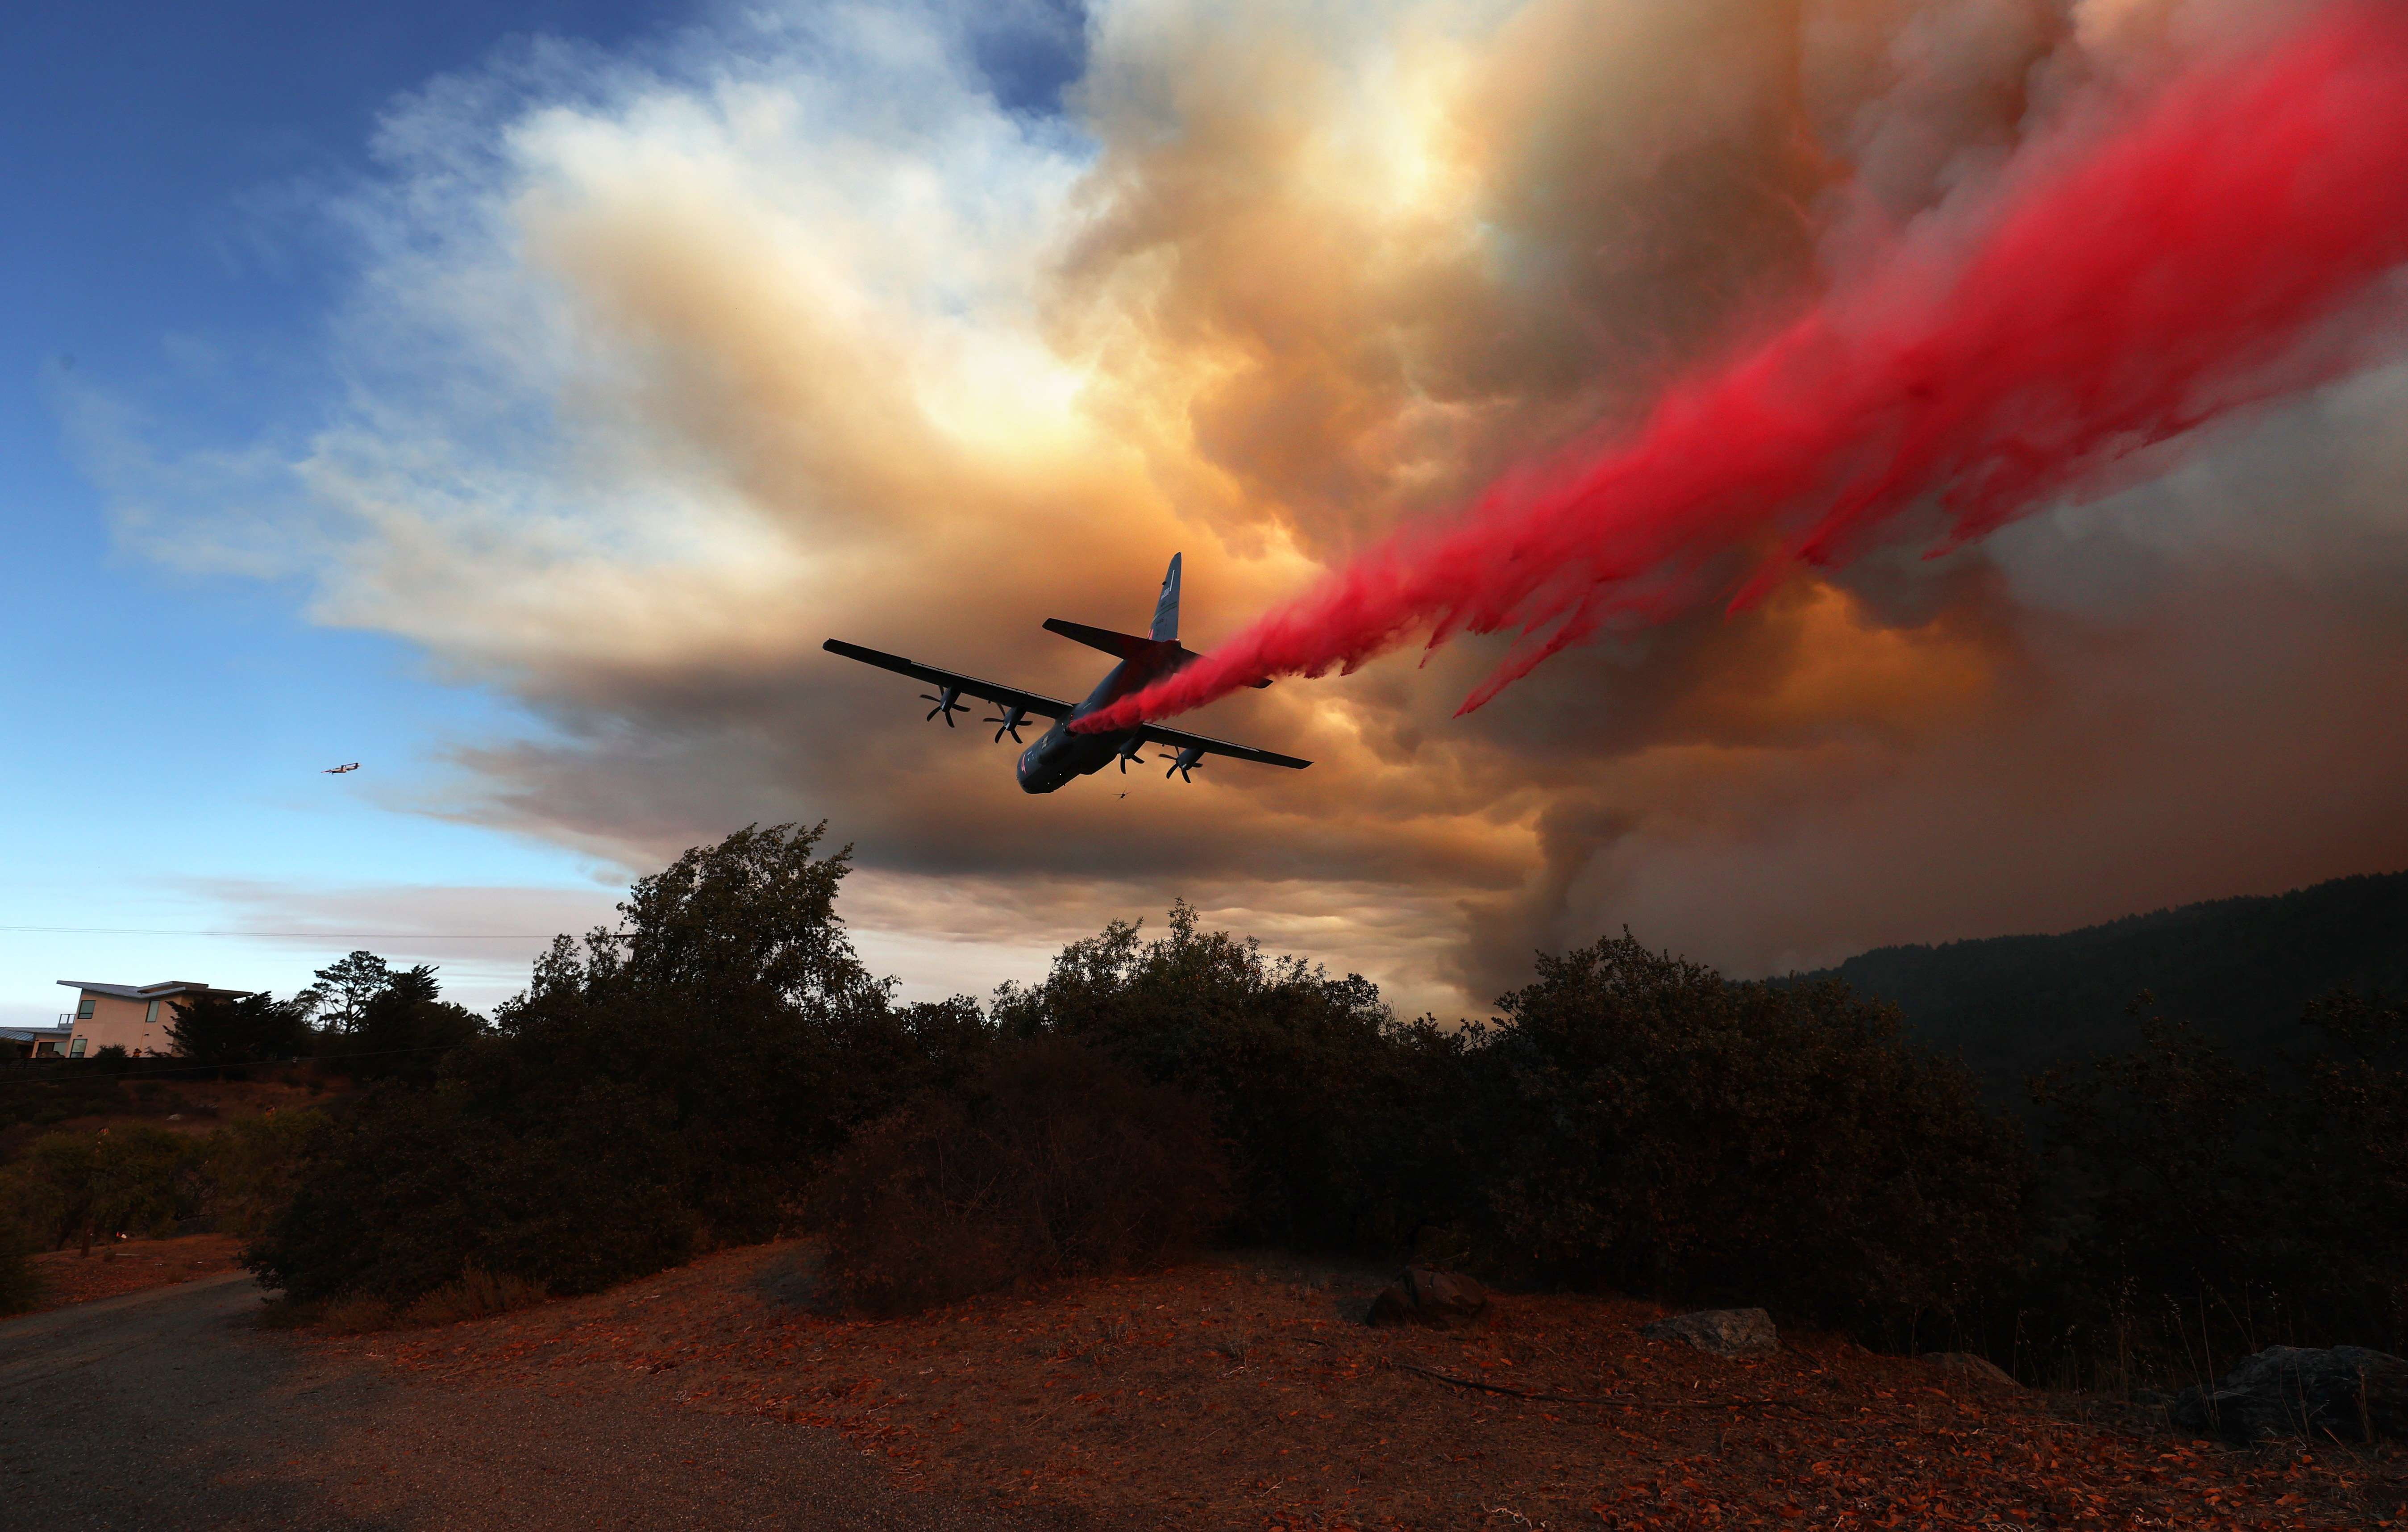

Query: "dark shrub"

xmin=810 ymin=1037 xmax=1227 ymax=1316
xmin=245 ymin=1081 xmax=694 ymax=1304
xmin=250 ymin=824 xmax=969 ymax=1307
xmin=1484 ymin=934 xmax=2025 ymax=1328
xmin=994 ymin=902 xmax=1472 ymax=1248
xmin=191 ymin=1109 xmax=332 ymax=1238
xmin=0 ymin=1065 xmax=125 ymax=1136
xmin=2021 ymin=989 xmax=2408 ymax=1384
xmin=0 ymin=1124 xmax=194 ymax=1252
xmin=0 ymin=1218 xmax=37 ymax=1315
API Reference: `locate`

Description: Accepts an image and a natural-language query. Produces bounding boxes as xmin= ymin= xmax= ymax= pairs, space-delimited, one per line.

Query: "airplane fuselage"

xmin=1015 ymin=646 xmax=1189 ymax=793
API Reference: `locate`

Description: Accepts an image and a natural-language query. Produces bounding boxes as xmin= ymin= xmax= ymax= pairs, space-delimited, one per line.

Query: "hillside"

xmin=1797 ymin=870 xmax=2408 ymax=1095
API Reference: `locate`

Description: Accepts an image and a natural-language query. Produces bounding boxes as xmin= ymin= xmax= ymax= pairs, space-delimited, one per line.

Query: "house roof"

xmin=0 ymin=1024 xmax=72 ymax=1041
xmin=57 ymin=980 xmax=253 ymax=1001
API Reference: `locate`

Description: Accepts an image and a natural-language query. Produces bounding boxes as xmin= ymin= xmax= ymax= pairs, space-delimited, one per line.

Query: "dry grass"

xmin=272 ymin=1267 xmax=553 ymax=1334
xmin=18 ymin=1232 xmax=245 ymax=1314
xmin=298 ymin=1241 xmax=2408 ymax=1530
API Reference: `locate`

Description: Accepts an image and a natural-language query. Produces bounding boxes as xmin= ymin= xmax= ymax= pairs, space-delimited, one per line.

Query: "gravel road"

xmin=0 ymin=1277 xmax=1061 ymax=1532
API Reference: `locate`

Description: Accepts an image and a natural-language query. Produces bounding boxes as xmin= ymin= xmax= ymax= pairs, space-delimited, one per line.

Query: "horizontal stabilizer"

xmin=1043 ymin=618 xmax=1274 ymax=688
xmin=1044 ymin=619 xmax=1162 ymax=660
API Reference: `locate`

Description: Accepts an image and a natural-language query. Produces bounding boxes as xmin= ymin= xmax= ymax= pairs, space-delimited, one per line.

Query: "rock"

xmin=1923 ymin=1352 xmax=2017 ymax=1388
xmin=1364 ymin=1266 xmax=1489 ymax=1329
xmin=2170 ymin=1345 xmax=2408 ymax=1443
xmin=1642 ymin=1308 xmax=1778 ymax=1358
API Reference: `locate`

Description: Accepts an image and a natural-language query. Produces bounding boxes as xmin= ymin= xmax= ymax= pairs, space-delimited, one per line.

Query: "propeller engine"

xmin=921 ymin=686 xmax=967 ymax=727
xmin=1165 ymin=745 xmax=1205 ymax=783
xmin=986 ymin=704 xmax=1029 ymax=744
xmin=1115 ymin=737 xmax=1148 ymax=773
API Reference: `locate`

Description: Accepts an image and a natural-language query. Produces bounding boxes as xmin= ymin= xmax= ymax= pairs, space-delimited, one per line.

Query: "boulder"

xmin=1642 ymin=1308 xmax=1778 ymax=1358
xmin=1923 ymin=1352 xmax=2018 ymax=1388
xmin=1364 ymin=1266 xmax=1489 ymax=1329
xmin=2170 ymin=1345 xmax=2408 ymax=1443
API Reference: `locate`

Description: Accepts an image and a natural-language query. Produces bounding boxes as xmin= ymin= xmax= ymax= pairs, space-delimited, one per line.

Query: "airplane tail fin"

xmin=1040 ymin=552 xmax=1268 ymax=688
xmin=1151 ymin=553 xmax=1181 ymax=642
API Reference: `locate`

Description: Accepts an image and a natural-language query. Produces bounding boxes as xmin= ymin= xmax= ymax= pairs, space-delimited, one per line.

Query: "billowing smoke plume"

xmin=81 ymin=1 xmax=2408 ymax=1014
xmin=1082 ymin=4 xmax=2408 ymax=733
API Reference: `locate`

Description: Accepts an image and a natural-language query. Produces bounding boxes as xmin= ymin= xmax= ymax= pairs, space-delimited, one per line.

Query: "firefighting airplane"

xmin=823 ymin=554 xmax=1310 ymax=794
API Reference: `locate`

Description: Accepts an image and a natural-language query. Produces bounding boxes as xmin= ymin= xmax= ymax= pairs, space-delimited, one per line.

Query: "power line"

xmin=0 ymin=926 xmax=566 ymax=938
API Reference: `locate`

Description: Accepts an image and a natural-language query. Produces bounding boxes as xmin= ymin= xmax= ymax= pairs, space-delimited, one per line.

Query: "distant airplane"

xmin=825 ymin=554 xmax=1310 ymax=794
xmin=323 ymin=763 xmax=360 ymax=774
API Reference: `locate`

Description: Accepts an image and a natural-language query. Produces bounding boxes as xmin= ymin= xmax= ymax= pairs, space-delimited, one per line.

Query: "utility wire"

xmin=0 ymin=926 xmax=563 ymax=938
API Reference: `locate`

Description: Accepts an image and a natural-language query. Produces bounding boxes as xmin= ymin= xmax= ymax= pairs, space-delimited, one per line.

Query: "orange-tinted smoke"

xmin=1080 ymin=3 xmax=2408 ymax=734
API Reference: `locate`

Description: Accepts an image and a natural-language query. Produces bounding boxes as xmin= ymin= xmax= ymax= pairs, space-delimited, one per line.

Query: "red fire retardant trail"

xmin=1080 ymin=4 xmax=2408 ymax=733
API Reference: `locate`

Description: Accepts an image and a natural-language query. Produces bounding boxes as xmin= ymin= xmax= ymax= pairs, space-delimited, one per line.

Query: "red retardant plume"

xmin=1078 ymin=4 xmax=2408 ymax=734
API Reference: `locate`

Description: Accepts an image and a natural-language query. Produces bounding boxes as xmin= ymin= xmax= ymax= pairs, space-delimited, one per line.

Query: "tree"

xmin=254 ymin=824 xmax=941 ymax=1307
xmin=342 ymin=966 xmax=482 ymax=1081
xmin=166 ymin=992 xmax=314 ymax=1070
xmin=604 ymin=820 xmax=884 ymax=1011
xmin=309 ymin=951 xmax=395 ymax=1036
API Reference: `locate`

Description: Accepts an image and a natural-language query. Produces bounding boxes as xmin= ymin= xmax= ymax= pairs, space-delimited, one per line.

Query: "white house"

xmin=56 ymin=980 xmax=251 ymax=1058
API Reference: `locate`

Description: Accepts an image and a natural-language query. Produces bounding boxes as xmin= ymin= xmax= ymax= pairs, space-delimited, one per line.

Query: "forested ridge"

xmin=1794 ymin=869 xmax=2408 ymax=1092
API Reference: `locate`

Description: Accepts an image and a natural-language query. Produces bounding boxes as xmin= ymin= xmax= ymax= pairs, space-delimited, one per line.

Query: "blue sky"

xmin=0 ymin=3 xmax=697 ymax=1024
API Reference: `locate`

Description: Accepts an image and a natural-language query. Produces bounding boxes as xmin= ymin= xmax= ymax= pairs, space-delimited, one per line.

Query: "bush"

xmin=0 ymin=1125 xmax=195 ymax=1253
xmin=1482 ymin=934 xmax=2027 ymax=1328
xmin=0 ymin=1218 xmax=38 ymax=1315
xmin=244 ymin=1079 xmax=695 ymax=1304
xmin=191 ymin=1109 xmax=331 ymax=1237
xmin=994 ymin=902 xmax=1468 ymax=1248
xmin=2017 ymin=989 xmax=2408 ymax=1386
xmin=249 ymin=824 xmax=972 ymax=1307
xmin=0 ymin=1065 xmax=125 ymax=1135
xmin=810 ymin=1037 xmax=1228 ymax=1316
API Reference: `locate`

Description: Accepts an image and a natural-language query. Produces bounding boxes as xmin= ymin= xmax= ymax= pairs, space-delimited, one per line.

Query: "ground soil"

xmin=302 ymin=1242 xmax=2408 ymax=1531
xmin=2 ymin=1272 xmax=1028 ymax=1532
xmin=23 ymin=1232 xmax=246 ymax=1313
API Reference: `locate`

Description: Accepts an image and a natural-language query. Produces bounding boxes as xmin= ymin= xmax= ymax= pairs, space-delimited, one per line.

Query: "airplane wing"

xmin=1138 ymin=721 xmax=1311 ymax=770
xmin=822 ymin=640 xmax=1075 ymax=719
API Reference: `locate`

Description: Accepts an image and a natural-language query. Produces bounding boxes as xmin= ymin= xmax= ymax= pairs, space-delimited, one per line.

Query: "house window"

xmin=145 ymin=999 xmax=161 ymax=1026
xmin=69 ymin=1037 xmax=87 ymax=1057
xmin=76 ymin=995 xmax=95 ymax=1019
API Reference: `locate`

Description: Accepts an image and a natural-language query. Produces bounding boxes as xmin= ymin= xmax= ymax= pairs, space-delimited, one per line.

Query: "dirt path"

xmin=22 ymin=1232 xmax=246 ymax=1313
xmin=0 ymin=1274 xmax=1067 ymax=1532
